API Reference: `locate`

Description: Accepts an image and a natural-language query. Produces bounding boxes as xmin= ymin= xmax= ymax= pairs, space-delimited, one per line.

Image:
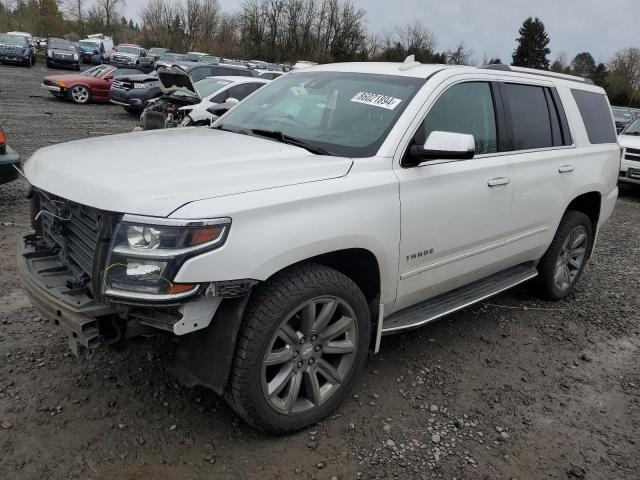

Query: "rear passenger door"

xmin=498 ymin=81 xmax=578 ymax=266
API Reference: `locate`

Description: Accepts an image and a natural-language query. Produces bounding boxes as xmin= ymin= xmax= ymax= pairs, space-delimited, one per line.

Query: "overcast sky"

xmin=122 ymin=0 xmax=639 ymax=64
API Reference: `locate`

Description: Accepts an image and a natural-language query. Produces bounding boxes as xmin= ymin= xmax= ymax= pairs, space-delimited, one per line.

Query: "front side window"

xmin=216 ymin=71 xmax=425 ymax=157
xmin=415 ymin=82 xmax=498 ymax=155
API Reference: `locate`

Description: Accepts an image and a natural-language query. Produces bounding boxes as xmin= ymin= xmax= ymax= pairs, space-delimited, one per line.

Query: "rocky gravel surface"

xmin=1 ymin=63 xmax=640 ymax=480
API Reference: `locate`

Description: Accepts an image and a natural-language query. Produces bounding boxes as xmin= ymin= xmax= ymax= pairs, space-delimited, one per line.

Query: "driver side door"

xmin=394 ymin=80 xmax=515 ymax=311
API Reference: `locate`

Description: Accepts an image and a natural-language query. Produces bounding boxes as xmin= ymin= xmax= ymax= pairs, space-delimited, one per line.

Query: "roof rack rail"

xmin=399 ymin=54 xmax=422 ymax=71
xmin=480 ymin=64 xmax=594 ymax=85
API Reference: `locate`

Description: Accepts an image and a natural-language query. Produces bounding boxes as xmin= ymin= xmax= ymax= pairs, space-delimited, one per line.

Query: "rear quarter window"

xmin=571 ymin=90 xmax=617 ymax=144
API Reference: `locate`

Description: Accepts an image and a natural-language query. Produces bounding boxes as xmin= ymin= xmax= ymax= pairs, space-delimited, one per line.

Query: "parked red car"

xmin=41 ymin=64 xmax=146 ymax=104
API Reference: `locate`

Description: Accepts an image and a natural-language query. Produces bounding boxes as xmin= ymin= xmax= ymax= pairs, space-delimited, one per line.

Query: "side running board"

xmin=382 ymin=264 xmax=538 ymax=335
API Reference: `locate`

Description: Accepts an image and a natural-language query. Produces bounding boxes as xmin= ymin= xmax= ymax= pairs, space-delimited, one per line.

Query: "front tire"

xmin=537 ymin=210 xmax=593 ymax=300
xmin=227 ymin=263 xmax=371 ymax=433
xmin=69 ymin=85 xmax=90 ymax=104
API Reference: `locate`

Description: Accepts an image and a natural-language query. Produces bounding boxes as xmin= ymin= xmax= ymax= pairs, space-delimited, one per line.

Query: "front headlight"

xmin=47 ymin=49 xmax=53 ymax=57
xmin=103 ymin=215 xmax=230 ymax=301
xmin=73 ymin=53 xmax=79 ymax=60
xmin=133 ymin=82 xmax=152 ymax=89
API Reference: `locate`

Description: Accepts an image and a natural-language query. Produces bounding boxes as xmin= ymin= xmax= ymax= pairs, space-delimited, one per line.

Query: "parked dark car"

xmin=110 ymin=72 xmax=162 ymax=114
xmin=0 ymin=127 xmax=20 ymax=185
xmin=46 ymin=40 xmax=81 ymax=70
xmin=155 ymin=53 xmax=186 ymax=69
xmin=42 ymin=64 xmax=146 ymax=104
xmin=148 ymin=47 xmax=170 ymax=61
xmin=0 ymin=34 xmax=33 ymax=67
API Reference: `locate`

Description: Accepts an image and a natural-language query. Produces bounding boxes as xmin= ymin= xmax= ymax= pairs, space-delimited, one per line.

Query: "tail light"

xmin=0 ymin=128 xmax=6 ymax=154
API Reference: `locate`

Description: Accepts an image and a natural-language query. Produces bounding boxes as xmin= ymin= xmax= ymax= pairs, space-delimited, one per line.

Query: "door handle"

xmin=487 ymin=177 xmax=511 ymax=187
xmin=559 ymin=165 xmax=575 ymax=174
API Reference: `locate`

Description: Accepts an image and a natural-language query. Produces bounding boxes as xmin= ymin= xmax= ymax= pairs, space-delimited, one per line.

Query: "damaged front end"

xmin=18 ymin=188 xmax=253 ymax=392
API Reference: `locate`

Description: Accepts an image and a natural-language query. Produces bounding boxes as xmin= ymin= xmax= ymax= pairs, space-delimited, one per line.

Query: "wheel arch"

xmin=564 ymin=191 xmax=601 ymax=257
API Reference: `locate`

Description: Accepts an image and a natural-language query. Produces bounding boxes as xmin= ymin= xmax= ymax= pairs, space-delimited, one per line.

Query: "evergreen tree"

xmin=512 ymin=17 xmax=551 ymax=70
xmin=571 ymin=52 xmax=597 ymax=78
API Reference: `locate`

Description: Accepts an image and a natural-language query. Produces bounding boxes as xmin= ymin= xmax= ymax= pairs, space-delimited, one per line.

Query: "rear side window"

xmin=503 ymin=84 xmax=553 ymax=150
xmin=571 ymin=90 xmax=617 ymax=144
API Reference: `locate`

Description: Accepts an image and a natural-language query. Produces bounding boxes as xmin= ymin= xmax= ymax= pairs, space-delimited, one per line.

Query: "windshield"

xmin=82 ymin=65 xmax=111 ymax=77
xmin=0 ymin=34 xmax=27 ymax=45
xmin=622 ymin=117 xmax=640 ymax=135
xmin=50 ymin=41 xmax=75 ymax=51
xmin=216 ymin=71 xmax=424 ymax=157
xmin=79 ymin=41 xmax=99 ymax=49
xmin=117 ymin=46 xmax=139 ymax=55
xmin=202 ymin=55 xmax=220 ymax=64
xmin=149 ymin=48 xmax=167 ymax=54
xmin=194 ymin=78 xmax=232 ymax=98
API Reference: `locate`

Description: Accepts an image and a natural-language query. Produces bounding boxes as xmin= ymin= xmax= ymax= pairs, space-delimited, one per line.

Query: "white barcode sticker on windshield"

xmin=350 ymin=92 xmax=402 ymax=110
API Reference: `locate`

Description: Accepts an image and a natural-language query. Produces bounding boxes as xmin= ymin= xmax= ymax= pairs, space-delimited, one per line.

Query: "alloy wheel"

xmin=261 ymin=296 xmax=358 ymax=415
xmin=553 ymin=225 xmax=588 ymax=291
xmin=71 ymin=86 xmax=89 ymax=104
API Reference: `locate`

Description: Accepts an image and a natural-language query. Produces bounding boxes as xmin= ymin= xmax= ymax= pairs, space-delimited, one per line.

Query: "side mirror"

xmin=404 ymin=131 xmax=475 ymax=167
xmin=206 ymin=98 xmax=239 ymax=117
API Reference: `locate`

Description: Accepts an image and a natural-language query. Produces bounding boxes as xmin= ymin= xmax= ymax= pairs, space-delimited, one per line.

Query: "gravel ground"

xmin=1 ymin=63 xmax=640 ymax=480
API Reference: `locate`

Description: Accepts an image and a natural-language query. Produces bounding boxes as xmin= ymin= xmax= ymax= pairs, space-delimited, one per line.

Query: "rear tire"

xmin=537 ymin=210 xmax=593 ymax=300
xmin=227 ymin=263 xmax=371 ymax=433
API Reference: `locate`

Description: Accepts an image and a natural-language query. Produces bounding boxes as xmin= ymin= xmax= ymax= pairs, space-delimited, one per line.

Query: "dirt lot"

xmin=1 ymin=63 xmax=639 ymax=480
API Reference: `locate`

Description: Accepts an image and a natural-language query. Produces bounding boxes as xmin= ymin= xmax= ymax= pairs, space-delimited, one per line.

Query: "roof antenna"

xmin=399 ymin=54 xmax=421 ymax=71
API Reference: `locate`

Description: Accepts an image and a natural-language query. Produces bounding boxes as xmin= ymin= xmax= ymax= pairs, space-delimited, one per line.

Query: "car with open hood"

xmin=18 ymin=60 xmax=619 ymax=433
xmin=45 ymin=39 xmax=80 ymax=70
xmin=110 ymin=71 xmax=162 ymax=114
xmin=140 ymin=63 xmax=256 ymax=129
xmin=618 ymin=116 xmax=640 ymax=185
xmin=0 ymin=33 xmax=34 ymax=67
xmin=42 ymin=64 xmax=147 ymax=104
xmin=179 ymin=76 xmax=269 ymax=127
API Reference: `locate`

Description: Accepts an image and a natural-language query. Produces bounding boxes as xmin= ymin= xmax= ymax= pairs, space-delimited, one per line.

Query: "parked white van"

xmin=19 ymin=58 xmax=619 ymax=432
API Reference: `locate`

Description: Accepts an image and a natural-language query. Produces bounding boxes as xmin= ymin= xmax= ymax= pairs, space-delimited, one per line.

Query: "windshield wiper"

xmin=249 ymin=129 xmax=330 ymax=155
xmin=213 ymin=124 xmax=249 ymax=134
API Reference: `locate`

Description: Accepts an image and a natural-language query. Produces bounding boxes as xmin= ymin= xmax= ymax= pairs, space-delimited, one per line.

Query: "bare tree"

xmin=446 ymin=41 xmax=473 ymax=65
xmin=94 ymin=0 xmax=123 ymax=30
xmin=608 ymin=48 xmax=640 ymax=105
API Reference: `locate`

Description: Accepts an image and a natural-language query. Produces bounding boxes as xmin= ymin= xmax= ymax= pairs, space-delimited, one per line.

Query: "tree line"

xmin=1 ymin=1 xmax=639 ymax=107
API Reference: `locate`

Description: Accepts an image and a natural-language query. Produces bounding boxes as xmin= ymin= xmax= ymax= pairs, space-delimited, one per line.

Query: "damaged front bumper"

xmin=18 ymin=236 xmax=224 ymax=354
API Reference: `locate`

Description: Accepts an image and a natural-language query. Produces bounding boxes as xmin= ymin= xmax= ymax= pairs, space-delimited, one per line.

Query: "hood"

xmin=619 ymin=133 xmax=640 ymax=149
xmin=24 ymin=128 xmax=353 ymax=218
xmin=157 ymin=65 xmax=196 ymax=95
xmin=113 ymin=51 xmax=137 ymax=58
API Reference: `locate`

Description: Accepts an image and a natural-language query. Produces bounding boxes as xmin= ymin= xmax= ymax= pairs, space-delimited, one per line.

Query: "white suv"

xmin=618 ymin=116 xmax=640 ymax=184
xmin=19 ymin=59 xmax=619 ymax=432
